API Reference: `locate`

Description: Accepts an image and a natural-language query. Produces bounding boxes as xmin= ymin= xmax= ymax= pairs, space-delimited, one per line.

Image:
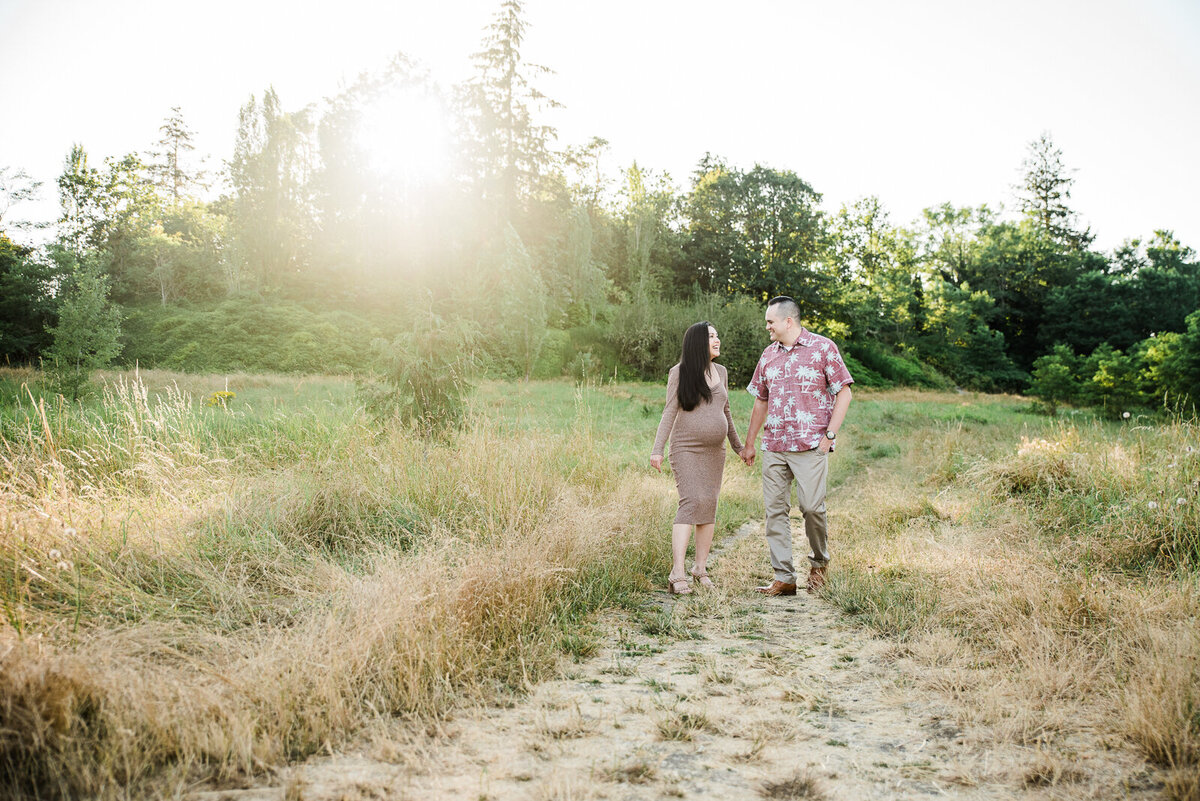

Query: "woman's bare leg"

xmin=693 ymin=523 xmax=715 ymax=575
xmin=671 ymin=523 xmax=693 ymax=580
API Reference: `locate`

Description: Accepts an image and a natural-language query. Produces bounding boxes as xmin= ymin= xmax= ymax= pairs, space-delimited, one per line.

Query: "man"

xmin=739 ymin=296 xmax=853 ymax=596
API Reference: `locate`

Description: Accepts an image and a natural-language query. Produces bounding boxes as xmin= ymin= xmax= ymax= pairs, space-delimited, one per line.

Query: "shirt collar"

xmin=774 ymin=328 xmax=810 ymax=351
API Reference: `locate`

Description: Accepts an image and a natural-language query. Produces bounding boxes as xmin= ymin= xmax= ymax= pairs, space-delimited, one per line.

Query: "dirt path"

xmin=188 ymin=520 xmax=1158 ymax=801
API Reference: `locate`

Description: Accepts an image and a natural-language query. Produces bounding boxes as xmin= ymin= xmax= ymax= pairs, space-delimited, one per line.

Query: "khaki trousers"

xmin=762 ymin=449 xmax=830 ymax=583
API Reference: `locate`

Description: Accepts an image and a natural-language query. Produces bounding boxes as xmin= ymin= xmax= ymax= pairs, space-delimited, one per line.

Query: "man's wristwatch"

xmin=825 ymin=430 xmax=837 ymax=441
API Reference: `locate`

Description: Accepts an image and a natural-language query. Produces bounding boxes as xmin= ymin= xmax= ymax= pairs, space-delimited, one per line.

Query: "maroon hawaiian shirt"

xmin=746 ymin=329 xmax=854 ymax=453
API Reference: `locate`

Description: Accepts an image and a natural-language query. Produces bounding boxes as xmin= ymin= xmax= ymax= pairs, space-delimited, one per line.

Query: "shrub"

xmin=473 ymin=225 xmax=549 ymax=380
xmin=1089 ymin=346 xmax=1144 ymax=417
xmin=565 ymin=324 xmax=622 ymax=380
xmin=361 ymin=309 xmax=476 ymax=438
xmin=840 ymin=352 xmax=891 ymax=389
xmin=606 ymin=293 xmax=769 ymax=385
xmin=567 ymin=349 xmax=598 ymax=384
xmin=1139 ymin=311 xmax=1200 ymax=410
xmin=531 ymin=329 xmax=572 ymax=379
xmin=606 ymin=295 xmax=692 ymax=380
xmin=1029 ymin=345 xmax=1083 ymax=415
xmin=121 ymin=299 xmax=385 ymax=374
xmin=44 ymin=255 xmax=123 ymax=400
xmin=707 ymin=295 xmax=768 ymax=386
xmin=845 ymin=341 xmax=950 ymax=389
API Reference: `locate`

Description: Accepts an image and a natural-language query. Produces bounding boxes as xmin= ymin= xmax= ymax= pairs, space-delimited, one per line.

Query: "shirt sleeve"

xmin=651 ymin=366 xmax=680 ymax=457
xmin=720 ymin=365 xmax=744 ymax=452
xmin=824 ymin=341 xmax=855 ymax=396
xmin=746 ymin=351 xmax=770 ymax=401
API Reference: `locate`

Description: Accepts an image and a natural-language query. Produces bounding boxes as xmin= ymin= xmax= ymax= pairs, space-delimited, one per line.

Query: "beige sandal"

xmin=690 ymin=568 xmax=714 ymax=589
xmin=668 ymin=574 xmax=693 ymax=595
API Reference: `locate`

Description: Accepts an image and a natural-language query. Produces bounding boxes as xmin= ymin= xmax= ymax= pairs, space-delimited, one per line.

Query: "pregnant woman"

xmin=650 ymin=321 xmax=744 ymax=594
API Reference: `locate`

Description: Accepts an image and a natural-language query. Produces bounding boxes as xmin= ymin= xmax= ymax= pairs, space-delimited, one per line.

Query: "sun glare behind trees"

xmin=354 ymin=86 xmax=453 ymax=188
xmin=0 ymin=0 xmax=1197 ymax=409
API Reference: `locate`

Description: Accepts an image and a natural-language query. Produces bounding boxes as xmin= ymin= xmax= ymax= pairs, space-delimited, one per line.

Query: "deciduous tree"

xmin=0 ymin=166 xmax=42 ymax=231
xmin=230 ymin=88 xmax=318 ymax=291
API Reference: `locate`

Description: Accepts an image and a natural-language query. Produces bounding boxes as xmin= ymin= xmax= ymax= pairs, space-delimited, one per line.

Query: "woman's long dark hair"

xmin=677 ymin=321 xmax=713 ymax=411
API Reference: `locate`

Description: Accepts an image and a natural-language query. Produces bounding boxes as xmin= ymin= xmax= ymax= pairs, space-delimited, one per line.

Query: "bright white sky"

xmin=3 ymin=0 xmax=1199 ymax=253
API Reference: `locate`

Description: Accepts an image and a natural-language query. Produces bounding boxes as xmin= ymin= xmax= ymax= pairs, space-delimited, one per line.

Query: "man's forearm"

xmin=745 ymin=398 xmax=768 ymax=447
xmin=828 ymin=386 xmax=852 ymax=434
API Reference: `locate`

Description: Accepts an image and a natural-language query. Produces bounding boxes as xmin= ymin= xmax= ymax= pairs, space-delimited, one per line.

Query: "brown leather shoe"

xmin=754 ymin=580 xmax=797 ymax=596
xmin=806 ymin=566 xmax=828 ymax=594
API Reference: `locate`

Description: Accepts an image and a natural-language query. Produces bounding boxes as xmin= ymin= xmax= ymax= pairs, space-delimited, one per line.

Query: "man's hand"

xmin=650 ymin=454 xmax=663 ymax=472
xmin=739 ymin=444 xmax=756 ymax=466
xmin=817 ymin=437 xmax=832 ymax=455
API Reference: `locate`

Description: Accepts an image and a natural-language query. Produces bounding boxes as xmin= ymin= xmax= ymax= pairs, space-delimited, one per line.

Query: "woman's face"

xmin=708 ymin=326 xmax=721 ymax=360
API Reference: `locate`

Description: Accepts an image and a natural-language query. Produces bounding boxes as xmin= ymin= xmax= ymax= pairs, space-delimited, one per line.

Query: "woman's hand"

xmin=650 ymin=454 xmax=663 ymax=472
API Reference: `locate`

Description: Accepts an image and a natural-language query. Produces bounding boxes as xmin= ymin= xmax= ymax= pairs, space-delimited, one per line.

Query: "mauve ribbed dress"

xmin=652 ymin=363 xmax=744 ymax=525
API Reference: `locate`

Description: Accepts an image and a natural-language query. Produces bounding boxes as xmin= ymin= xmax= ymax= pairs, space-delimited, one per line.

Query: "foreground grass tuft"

xmin=760 ymin=770 xmax=828 ymax=800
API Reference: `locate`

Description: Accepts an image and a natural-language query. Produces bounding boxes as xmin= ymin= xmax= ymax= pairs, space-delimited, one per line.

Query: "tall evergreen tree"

xmin=1040 ymin=230 xmax=1200 ymax=352
xmin=149 ymin=106 xmax=205 ymax=203
xmin=0 ymin=233 xmax=57 ymax=363
xmin=1016 ymin=132 xmax=1092 ymax=250
xmin=459 ymin=0 xmax=560 ymax=227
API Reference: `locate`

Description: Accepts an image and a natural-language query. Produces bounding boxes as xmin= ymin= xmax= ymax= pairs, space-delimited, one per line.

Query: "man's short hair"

xmin=767 ymin=295 xmax=801 ymax=322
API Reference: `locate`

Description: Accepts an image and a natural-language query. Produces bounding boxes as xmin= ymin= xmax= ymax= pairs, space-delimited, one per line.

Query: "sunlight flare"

xmin=355 ymin=86 xmax=451 ymax=183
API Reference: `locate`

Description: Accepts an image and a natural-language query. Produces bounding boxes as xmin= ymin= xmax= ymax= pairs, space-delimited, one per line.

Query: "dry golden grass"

xmin=759 ymin=769 xmax=828 ymax=800
xmin=655 ymin=707 xmax=715 ymax=741
xmin=1165 ymin=766 xmax=1200 ymax=801
xmin=0 ymin=372 xmax=687 ymax=798
xmin=823 ymin=403 xmax=1200 ymax=784
xmin=4 ymin=377 xmax=1194 ymax=797
xmin=596 ymin=756 xmax=657 ymax=784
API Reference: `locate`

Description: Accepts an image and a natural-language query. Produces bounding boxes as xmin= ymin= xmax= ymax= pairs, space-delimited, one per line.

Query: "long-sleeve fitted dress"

xmin=651 ymin=363 xmax=744 ymax=525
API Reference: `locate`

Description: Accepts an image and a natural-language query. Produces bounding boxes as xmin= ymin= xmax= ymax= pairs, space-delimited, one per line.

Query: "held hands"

xmin=739 ymin=444 xmax=756 ymax=466
xmin=650 ymin=454 xmax=663 ymax=473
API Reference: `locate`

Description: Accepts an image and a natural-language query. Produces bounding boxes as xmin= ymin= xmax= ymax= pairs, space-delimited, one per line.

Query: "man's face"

xmin=765 ymin=306 xmax=787 ymax=342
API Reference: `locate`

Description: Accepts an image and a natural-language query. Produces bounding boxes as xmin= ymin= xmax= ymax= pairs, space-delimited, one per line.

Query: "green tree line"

xmin=2 ymin=0 xmax=1198 ymax=414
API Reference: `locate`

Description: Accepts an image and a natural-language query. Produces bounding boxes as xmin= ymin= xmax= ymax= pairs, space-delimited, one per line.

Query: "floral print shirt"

xmin=746 ymin=329 xmax=855 ymax=453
